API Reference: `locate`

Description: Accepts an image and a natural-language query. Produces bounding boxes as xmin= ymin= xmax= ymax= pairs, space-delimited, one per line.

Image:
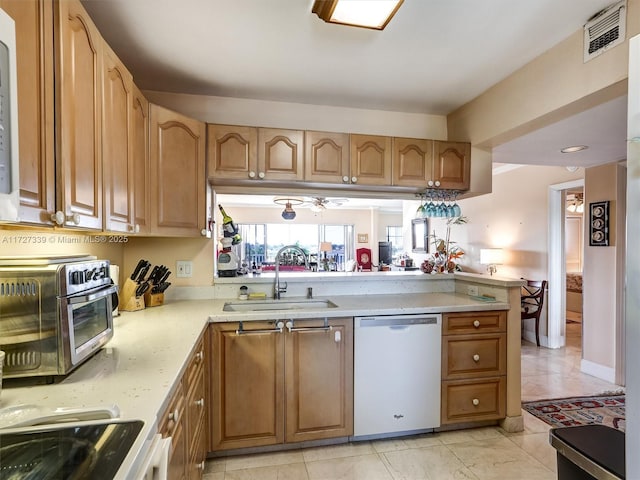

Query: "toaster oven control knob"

xmin=85 ymin=268 xmax=97 ymax=281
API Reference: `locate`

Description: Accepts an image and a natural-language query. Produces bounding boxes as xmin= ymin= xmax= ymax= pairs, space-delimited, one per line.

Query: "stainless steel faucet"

xmin=274 ymin=245 xmax=309 ymax=299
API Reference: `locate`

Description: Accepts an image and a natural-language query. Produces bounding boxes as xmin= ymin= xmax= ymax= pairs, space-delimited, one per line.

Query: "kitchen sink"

xmin=223 ymin=299 xmax=338 ymax=312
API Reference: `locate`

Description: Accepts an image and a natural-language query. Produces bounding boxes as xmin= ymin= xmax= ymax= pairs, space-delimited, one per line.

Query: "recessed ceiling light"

xmin=312 ymin=0 xmax=404 ymax=30
xmin=560 ymin=145 xmax=588 ymax=154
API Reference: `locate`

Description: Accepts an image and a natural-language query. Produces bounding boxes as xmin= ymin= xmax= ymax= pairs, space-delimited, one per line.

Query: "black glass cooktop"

xmin=0 ymin=420 xmax=143 ymax=479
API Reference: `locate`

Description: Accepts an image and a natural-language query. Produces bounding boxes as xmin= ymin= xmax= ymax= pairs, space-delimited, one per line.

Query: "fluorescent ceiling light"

xmin=312 ymin=0 xmax=404 ymax=30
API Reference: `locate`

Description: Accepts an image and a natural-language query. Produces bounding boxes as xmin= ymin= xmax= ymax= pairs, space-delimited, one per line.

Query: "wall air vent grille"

xmin=584 ymin=0 xmax=626 ymax=62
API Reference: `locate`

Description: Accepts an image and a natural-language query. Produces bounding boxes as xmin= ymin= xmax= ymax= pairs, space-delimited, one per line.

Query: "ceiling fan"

xmin=303 ymin=197 xmax=348 ymax=212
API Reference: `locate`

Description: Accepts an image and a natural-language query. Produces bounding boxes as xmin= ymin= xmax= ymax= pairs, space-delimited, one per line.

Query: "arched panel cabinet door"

xmin=258 ymin=128 xmax=304 ymax=182
xmin=349 ymin=134 xmax=392 ymax=186
xmin=55 ymin=0 xmax=104 ymax=230
xmin=433 ymin=141 xmax=471 ymax=191
xmin=149 ymin=104 xmax=206 ymax=237
xmin=392 ymin=137 xmax=434 ymax=187
xmin=304 ymin=131 xmax=350 ymax=184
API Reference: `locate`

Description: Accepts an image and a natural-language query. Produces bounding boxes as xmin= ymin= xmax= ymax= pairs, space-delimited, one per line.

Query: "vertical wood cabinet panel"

xmin=1 ymin=0 xmax=56 ymax=225
xmin=304 ymin=131 xmax=350 ymax=184
xmin=102 ymin=43 xmax=133 ymax=233
xmin=433 ymin=141 xmax=471 ymax=190
xmin=207 ymin=124 xmax=258 ymax=180
xmin=392 ymin=138 xmax=433 ymax=187
xmin=350 ymin=134 xmax=392 ymax=186
xmin=131 ymin=85 xmax=150 ymax=235
xmin=211 ymin=322 xmax=285 ymax=450
xmin=285 ymin=318 xmax=353 ymax=443
xmin=149 ymin=104 xmax=206 ymax=236
xmin=258 ymin=128 xmax=303 ymax=181
xmin=211 ymin=318 xmax=354 ymax=452
xmin=55 ymin=0 xmax=103 ymax=229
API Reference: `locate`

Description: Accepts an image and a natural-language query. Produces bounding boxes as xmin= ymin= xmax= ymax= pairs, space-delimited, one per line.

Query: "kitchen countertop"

xmin=0 ymin=291 xmax=509 ymax=478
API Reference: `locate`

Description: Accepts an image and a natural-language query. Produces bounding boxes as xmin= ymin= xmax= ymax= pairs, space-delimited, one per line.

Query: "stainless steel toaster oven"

xmin=0 ymin=255 xmax=118 ymax=380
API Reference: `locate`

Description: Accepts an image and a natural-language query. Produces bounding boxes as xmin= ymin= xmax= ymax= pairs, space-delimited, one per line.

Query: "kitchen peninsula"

xmin=0 ymin=272 xmax=523 ymax=479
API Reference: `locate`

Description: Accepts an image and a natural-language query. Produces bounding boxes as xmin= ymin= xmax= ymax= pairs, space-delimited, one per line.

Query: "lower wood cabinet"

xmin=441 ymin=311 xmax=507 ymax=425
xmin=160 ymin=332 xmax=208 ymax=480
xmin=210 ymin=318 xmax=353 ymax=451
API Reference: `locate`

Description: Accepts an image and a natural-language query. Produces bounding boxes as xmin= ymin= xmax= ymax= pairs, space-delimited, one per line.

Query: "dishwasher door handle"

xmin=388 ymin=325 xmax=410 ymax=330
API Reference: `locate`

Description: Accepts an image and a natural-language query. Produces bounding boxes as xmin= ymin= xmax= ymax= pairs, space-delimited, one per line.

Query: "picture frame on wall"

xmin=412 ymin=218 xmax=429 ymax=253
xmin=589 ymin=200 xmax=609 ymax=246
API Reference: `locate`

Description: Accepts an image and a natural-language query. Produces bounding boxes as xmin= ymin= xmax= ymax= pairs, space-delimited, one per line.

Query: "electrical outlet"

xmin=467 ymin=285 xmax=479 ymax=296
xmin=176 ymin=260 xmax=193 ymax=278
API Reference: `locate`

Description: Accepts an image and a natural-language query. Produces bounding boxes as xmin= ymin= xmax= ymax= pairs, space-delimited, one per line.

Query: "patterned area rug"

xmin=522 ymin=394 xmax=625 ymax=431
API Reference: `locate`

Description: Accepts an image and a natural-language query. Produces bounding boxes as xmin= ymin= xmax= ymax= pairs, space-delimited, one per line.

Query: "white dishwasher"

xmin=353 ymin=314 xmax=441 ymax=438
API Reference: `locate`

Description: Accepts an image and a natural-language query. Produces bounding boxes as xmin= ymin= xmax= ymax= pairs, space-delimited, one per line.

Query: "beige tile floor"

xmin=204 ymin=312 xmax=623 ymax=480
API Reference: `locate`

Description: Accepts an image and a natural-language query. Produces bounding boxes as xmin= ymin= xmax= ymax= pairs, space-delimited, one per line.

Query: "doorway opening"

xmin=547 ymin=178 xmax=584 ymax=349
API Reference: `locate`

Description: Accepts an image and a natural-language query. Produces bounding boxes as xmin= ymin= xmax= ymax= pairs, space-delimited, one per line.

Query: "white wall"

xmin=581 ymin=163 xmax=627 ymax=381
xmin=144 ymin=91 xmax=448 ymax=140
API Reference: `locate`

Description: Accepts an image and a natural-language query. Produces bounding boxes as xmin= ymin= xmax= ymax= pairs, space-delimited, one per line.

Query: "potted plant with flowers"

xmin=421 ymin=216 xmax=468 ymax=274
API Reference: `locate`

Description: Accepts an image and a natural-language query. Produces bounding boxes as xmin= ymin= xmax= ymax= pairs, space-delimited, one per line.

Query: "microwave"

xmin=0 ymin=255 xmax=118 ymax=381
xmin=0 ymin=7 xmax=20 ymax=222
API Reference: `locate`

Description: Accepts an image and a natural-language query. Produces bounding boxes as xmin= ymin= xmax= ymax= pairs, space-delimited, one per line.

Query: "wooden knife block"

xmin=119 ymin=278 xmax=145 ymax=312
xmin=144 ymin=292 xmax=164 ymax=307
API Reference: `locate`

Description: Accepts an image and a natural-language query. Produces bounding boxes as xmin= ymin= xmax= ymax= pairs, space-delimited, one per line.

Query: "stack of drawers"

xmin=441 ymin=311 xmax=507 ymax=425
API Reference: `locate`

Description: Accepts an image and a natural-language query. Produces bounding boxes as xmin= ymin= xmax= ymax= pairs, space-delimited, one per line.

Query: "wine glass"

xmin=415 ymin=195 xmax=426 ymax=218
xmin=451 ymin=192 xmax=462 ymax=217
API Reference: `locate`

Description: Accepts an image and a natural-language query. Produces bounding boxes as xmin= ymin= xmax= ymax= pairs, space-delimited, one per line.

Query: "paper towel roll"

xmin=110 ymin=265 xmax=120 ymax=316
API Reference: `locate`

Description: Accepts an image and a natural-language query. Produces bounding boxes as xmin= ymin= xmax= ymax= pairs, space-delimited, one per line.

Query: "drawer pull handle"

xmin=472 ymin=398 xmax=480 ymax=406
xmin=473 ymin=354 xmax=480 ymax=362
xmin=473 ymin=320 xmax=480 ymax=328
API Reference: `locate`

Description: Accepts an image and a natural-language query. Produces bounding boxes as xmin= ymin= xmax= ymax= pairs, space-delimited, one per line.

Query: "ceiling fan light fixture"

xmin=281 ymin=201 xmax=297 ymax=220
xmin=310 ymin=203 xmax=326 ymax=213
xmin=273 ymin=197 xmax=304 ymax=221
xmin=312 ymin=0 xmax=403 ymax=30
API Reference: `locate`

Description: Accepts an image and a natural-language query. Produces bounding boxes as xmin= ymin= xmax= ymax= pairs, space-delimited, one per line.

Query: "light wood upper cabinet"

xmin=207 ymin=124 xmax=258 ymax=180
xmin=433 ymin=141 xmax=471 ymax=190
xmin=131 ymin=85 xmax=150 ymax=235
xmin=258 ymin=128 xmax=304 ymax=181
xmin=304 ymin=131 xmax=350 ymax=184
xmin=101 ymin=43 xmax=133 ymax=233
xmin=54 ymin=0 xmax=103 ymax=229
xmin=149 ymin=104 xmax=206 ymax=237
xmin=392 ymin=138 xmax=433 ymax=188
xmin=350 ymin=134 xmax=392 ymax=186
xmin=1 ymin=0 xmax=56 ymax=225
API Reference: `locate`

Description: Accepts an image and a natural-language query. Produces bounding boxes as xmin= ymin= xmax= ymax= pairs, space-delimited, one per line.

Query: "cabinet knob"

xmin=129 ymin=224 xmax=140 ymax=233
xmin=472 ymin=398 xmax=480 ymax=406
xmin=258 ymin=172 xmax=266 ymax=179
xmin=198 ymin=461 xmax=205 ymax=471
xmin=195 ymin=398 xmax=204 ymax=408
xmin=434 ymin=180 xmax=441 ymax=187
xmin=248 ymin=171 xmax=256 ymax=178
xmin=195 ymin=350 xmax=204 ymax=362
xmin=168 ymin=409 xmax=180 ymax=422
xmin=351 ymin=176 xmax=358 ymax=183
xmin=201 ymin=229 xmax=209 ymax=236
xmin=51 ymin=211 xmax=80 ymax=226
xmin=427 ymin=180 xmax=434 ymax=187
xmin=473 ymin=320 xmax=480 ymax=328
xmin=473 ymin=354 xmax=480 ymax=362
xmin=342 ymin=176 xmax=349 ymax=183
